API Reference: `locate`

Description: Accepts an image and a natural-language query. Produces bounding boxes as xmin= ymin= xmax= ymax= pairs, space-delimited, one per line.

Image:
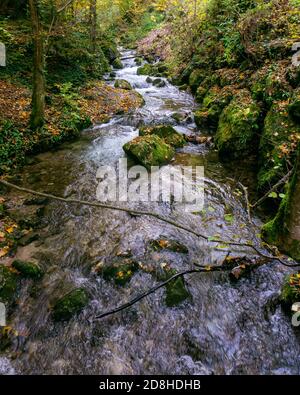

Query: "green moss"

xmin=112 ymin=58 xmax=123 ymax=69
xmin=100 ymin=260 xmax=139 ymax=286
xmin=280 ymin=273 xmax=300 ymax=307
xmin=52 ymin=288 xmax=89 ymax=321
xmin=12 ymin=260 xmax=43 ymax=280
xmin=123 ymin=135 xmax=175 ymax=169
xmin=139 ymin=125 xmax=186 ymax=148
xmin=215 ymin=89 xmax=261 ymax=159
xmin=150 ymin=239 xmax=189 ymax=254
xmin=258 ymin=101 xmax=300 ymax=191
xmin=189 ymin=69 xmax=207 ymax=93
xmin=194 ymin=86 xmax=235 ymax=130
xmin=288 ymin=88 xmax=300 ymax=123
xmin=137 ymin=64 xmax=155 ymax=76
xmin=165 ymin=272 xmax=191 ymax=307
xmin=0 ymin=266 xmax=18 ymax=302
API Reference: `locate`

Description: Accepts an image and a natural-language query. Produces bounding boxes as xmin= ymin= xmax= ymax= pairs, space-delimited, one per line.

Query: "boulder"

xmin=112 ymin=58 xmax=123 ymax=69
xmin=114 ymin=79 xmax=132 ymax=90
xmin=258 ymin=100 xmax=300 ymax=191
xmin=215 ymin=90 xmax=261 ymax=160
xmin=123 ymin=135 xmax=175 ymax=169
xmin=139 ymin=125 xmax=186 ymax=148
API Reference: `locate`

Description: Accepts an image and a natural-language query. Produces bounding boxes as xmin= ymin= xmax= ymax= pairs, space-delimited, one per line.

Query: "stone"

xmin=139 ymin=125 xmax=186 ymax=148
xmin=52 ymin=288 xmax=89 ymax=321
xmin=114 ymin=79 xmax=132 ymax=90
xmin=12 ymin=260 xmax=43 ymax=279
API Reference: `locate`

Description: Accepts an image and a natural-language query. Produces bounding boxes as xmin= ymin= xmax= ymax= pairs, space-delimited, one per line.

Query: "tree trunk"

xmin=90 ymin=0 xmax=97 ymax=53
xmin=263 ymin=144 xmax=300 ymax=261
xmin=29 ymin=0 xmax=45 ymax=130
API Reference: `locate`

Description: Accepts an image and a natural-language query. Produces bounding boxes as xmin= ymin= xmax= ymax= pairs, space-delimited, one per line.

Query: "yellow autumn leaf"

xmin=0 ymin=246 xmax=10 ymax=257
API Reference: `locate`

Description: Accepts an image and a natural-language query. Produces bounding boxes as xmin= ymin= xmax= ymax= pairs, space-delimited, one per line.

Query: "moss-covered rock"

xmin=0 ymin=266 xmax=18 ymax=302
xmin=12 ymin=260 xmax=43 ymax=280
xmin=258 ymin=101 xmax=300 ymax=192
xmin=165 ymin=272 xmax=191 ymax=307
xmin=189 ymin=69 xmax=207 ymax=93
xmin=139 ymin=125 xmax=186 ymax=148
xmin=137 ymin=64 xmax=155 ymax=76
xmin=114 ymin=79 xmax=132 ymax=90
xmin=123 ymin=135 xmax=175 ymax=169
xmin=262 ymin=144 xmax=300 ymax=261
xmin=112 ymin=58 xmax=123 ymax=69
xmin=250 ymin=62 xmax=292 ymax=105
xmin=194 ymin=86 xmax=235 ymax=130
xmin=280 ymin=273 xmax=300 ymax=307
xmin=52 ymin=288 xmax=89 ymax=321
xmin=215 ymin=90 xmax=261 ymax=159
xmin=98 ymin=259 xmax=139 ymax=286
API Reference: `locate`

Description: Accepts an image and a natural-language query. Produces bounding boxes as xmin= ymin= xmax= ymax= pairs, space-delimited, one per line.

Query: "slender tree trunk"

xmin=29 ymin=0 xmax=45 ymax=130
xmin=90 ymin=0 xmax=97 ymax=53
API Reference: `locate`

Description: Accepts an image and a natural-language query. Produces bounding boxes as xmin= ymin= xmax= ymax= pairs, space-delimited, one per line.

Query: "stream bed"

xmin=1 ymin=50 xmax=299 ymax=375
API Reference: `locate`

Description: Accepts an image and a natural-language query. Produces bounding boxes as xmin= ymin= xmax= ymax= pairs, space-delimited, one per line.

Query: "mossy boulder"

xmin=194 ymin=86 xmax=235 ymax=130
xmin=280 ymin=273 xmax=300 ymax=307
xmin=123 ymin=135 xmax=175 ymax=169
xmin=112 ymin=58 xmax=123 ymax=69
xmin=139 ymin=125 xmax=186 ymax=148
xmin=250 ymin=62 xmax=292 ymax=105
xmin=258 ymin=101 xmax=300 ymax=192
xmin=137 ymin=64 xmax=155 ymax=76
xmin=114 ymin=79 xmax=132 ymax=90
xmin=215 ymin=90 xmax=261 ymax=159
xmin=12 ymin=260 xmax=43 ymax=280
xmin=52 ymin=288 xmax=89 ymax=321
xmin=0 ymin=266 xmax=18 ymax=302
xmin=189 ymin=69 xmax=207 ymax=93
xmin=98 ymin=259 xmax=139 ymax=286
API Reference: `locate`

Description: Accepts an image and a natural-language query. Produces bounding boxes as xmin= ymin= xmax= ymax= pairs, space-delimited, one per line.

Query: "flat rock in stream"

xmin=139 ymin=125 xmax=187 ymax=148
xmin=123 ymin=135 xmax=175 ymax=169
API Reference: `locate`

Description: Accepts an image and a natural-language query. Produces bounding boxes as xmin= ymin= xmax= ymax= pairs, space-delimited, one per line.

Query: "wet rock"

xmin=12 ymin=260 xmax=43 ymax=279
xmin=112 ymin=58 xmax=123 ymax=69
xmin=97 ymin=258 xmax=139 ymax=286
xmin=159 ymin=269 xmax=191 ymax=307
xmin=109 ymin=71 xmax=116 ymax=78
xmin=153 ymin=78 xmax=166 ymax=88
xmin=187 ymin=135 xmax=213 ymax=145
xmin=151 ymin=239 xmax=189 ymax=254
xmin=123 ymin=135 xmax=175 ymax=169
xmin=6 ymin=205 xmax=45 ymax=228
xmin=139 ymin=125 xmax=186 ymax=148
xmin=52 ymin=288 xmax=89 ymax=321
xmin=0 ymin=266 xmax=18 ymax=302
xmin=146 ymin=77 xmax=153 ymax=84
xmin=23 ymin=197 xmax=49 ymax=206
xmin=215 ymin=89 xmax=261 ymax=160
xmin=114 ymin=79 xmax=132 ymax=90
xmin=18 ymin=231 xmax=39 ymax=246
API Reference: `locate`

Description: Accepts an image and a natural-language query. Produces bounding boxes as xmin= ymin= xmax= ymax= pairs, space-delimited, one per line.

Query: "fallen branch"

xmin=94 ymin=258 xmax=267 ymax=320
xmin=1 ymin=179 xmax=299 ymax=268
xmin=252 ymin=170 xmax=293 ymax=209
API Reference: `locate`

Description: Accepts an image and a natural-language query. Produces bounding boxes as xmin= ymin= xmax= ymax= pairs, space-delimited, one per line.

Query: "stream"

xmin=1 ymin=50 xmax=300 ymax=375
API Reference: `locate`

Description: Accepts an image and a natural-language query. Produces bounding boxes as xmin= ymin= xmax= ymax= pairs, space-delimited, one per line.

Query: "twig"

xmin=252 ymin=170 xmax=293 ymax=209
xmin=1 ymin=180 xmax=299 ymax=268
xmin=94 ymin=266 xmax=226 ymax=320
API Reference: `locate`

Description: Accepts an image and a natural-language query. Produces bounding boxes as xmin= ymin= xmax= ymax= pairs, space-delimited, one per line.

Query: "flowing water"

xmin=1 ymin=50 xmax=300 ymax=375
